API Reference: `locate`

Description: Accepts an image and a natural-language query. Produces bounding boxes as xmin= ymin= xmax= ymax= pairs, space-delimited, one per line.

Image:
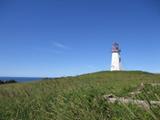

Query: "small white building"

xmin=111 ymin=42 xmax=122 ymax=71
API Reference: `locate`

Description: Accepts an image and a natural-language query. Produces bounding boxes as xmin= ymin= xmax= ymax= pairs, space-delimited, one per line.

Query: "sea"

xmin=0 ymin=77 xmax=43 ymax=82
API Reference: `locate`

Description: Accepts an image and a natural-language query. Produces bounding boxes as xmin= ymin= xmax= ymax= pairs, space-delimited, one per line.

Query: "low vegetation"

xmin=0 ymin=71 xmax=160 ymax=120
xmin=0 ymin=80 xmax=17 ymax=85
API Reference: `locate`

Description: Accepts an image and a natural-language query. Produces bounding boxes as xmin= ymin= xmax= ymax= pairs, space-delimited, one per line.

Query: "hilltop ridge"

xmin=0 ymin=71 xmax=160 ymax=120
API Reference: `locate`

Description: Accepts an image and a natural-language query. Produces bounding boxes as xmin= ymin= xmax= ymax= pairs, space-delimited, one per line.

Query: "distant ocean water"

xmin=0 ymin=77 xmax=43 ymax=82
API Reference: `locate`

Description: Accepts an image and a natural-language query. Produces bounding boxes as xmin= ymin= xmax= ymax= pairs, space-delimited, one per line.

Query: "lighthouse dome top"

xmin=112 ymin=42 xmax=121 ymax=53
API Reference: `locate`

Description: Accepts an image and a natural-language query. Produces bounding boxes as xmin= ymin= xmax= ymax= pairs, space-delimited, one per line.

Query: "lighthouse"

xmin=111 ymin=42 xmax=121 ymax=71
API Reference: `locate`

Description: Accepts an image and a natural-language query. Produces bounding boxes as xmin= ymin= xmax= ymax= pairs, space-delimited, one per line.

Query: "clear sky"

xmin=0 ymin=0 xmax=160 ymax=77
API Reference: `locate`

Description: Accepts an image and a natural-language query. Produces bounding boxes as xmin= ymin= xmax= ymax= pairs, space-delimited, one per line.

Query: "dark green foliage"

xmin=0 ymin=71 xmax=160 ymax=120
xmin=0 ymin=80 xmax=17 ymax=85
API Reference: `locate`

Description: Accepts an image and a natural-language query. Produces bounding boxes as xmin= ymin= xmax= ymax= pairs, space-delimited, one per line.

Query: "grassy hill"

xmin=0 ymin=71 xmax=160 ymax=120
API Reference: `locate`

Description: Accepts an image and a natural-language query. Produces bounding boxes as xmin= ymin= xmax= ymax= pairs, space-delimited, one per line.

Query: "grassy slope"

xmin=0 ymin=71 xmax=160 ymax=120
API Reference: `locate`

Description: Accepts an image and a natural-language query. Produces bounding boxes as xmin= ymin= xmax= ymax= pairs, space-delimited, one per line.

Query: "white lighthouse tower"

xmin=111 ymin=42 xmax=121 ymax=71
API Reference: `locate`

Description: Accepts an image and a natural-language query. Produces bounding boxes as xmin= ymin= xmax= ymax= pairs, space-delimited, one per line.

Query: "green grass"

xmin=133 ymin=84 xmax=160 ymax=101
xmin=0 ymin=71 xmax=160 ymax=120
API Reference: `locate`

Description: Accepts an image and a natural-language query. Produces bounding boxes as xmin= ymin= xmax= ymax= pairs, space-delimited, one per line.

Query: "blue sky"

xmin=0 ymin=0 xmax=160 ymax=77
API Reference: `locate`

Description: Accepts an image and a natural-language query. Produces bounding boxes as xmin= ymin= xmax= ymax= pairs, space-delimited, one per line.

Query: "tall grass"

xmin=0 ymin=71 xmax=160 ymax=120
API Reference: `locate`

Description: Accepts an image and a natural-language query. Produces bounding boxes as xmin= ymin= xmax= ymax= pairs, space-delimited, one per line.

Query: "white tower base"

xmin=111 ymin=53 xmax=121 ymax=71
